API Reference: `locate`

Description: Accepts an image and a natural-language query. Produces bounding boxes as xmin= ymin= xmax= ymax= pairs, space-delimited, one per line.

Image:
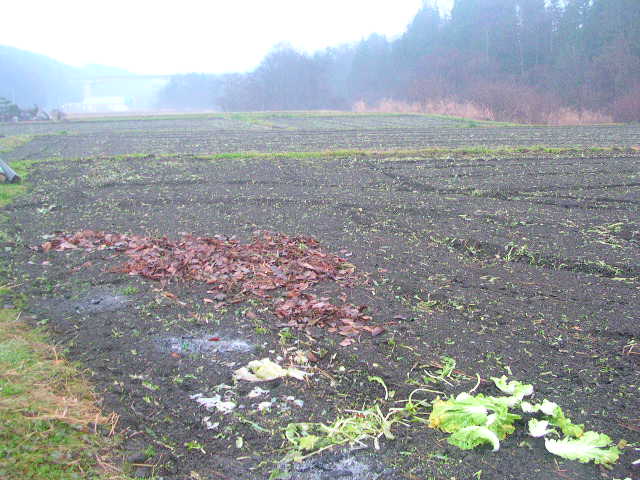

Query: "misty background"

xmin=1 ymin=0 xmax=639 ymax=123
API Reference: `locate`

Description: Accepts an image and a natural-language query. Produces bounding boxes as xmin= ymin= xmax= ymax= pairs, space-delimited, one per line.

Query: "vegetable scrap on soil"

xmin=39 ymin=229 xmax=384 ymax=343
xmin=428 ymin=376 xmax=621 ymax=465
xmin=233 ymin=358 xmax=310 ymax=382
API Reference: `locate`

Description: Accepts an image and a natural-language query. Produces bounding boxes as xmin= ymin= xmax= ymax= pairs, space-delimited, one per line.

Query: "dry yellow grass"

xmin=353 ymin=98 xmax=613 ymax=125
xmin=0 ymin=309 xmax=126 ymax=479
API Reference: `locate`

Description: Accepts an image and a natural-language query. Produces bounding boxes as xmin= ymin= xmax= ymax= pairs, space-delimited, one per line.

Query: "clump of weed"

xmin=0 ymin=310 xmax=118 ymax=479
xmin=0 ymin=135 xmax=33 ymax=153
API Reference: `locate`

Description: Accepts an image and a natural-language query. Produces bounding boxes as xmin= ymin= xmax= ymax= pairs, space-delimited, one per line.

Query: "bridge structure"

xmin=62 ymin=74 xmax=172 ymax=113
xmin=81 ymin=74 xmax=172 ymax=100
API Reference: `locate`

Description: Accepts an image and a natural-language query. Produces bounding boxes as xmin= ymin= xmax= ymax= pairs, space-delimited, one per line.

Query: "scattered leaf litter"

xmin=40 ymin=230 xmax=384 ymax=341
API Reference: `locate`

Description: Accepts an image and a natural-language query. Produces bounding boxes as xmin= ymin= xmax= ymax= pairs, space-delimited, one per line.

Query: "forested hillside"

xmin=3 ymin=0 xmax=639 ymax=122
xmin=0 ymin=46 xmax=132 ymax=111
xmin=159 ymin=0 xmax=640 ymax=123
xmin=0 ymin=45 xmax=81 ymax=109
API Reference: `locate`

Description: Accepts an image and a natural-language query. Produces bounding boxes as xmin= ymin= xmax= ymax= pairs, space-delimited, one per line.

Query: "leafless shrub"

xmin=352 ymin=98 xmax=495 ymax=121
xmin=422 ymin=99 xmax=495 ymax=121
xmin=612 ymin=84 xmax=640 ymax=123
xmin=356 ymin=80 xmax=614 ymax=126
xmin=545 ymin=108 xmax=613 ymax=126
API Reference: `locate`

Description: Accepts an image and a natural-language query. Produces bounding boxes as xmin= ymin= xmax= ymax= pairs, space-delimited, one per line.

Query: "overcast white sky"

xmin=2 ymin=0 xmax=453 ymax=75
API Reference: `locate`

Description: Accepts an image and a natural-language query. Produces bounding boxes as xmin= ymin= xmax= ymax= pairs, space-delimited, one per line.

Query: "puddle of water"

xmin=154 ymin=335 xmax=254 ymax=356
xmin=288 ymin=450 xmax=395 ymax=480
xmin=73 ymin=293 xmax=129 ymax=314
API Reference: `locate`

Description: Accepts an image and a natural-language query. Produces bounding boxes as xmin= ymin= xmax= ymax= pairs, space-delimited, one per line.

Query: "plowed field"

xmin=2 ymin=112 xmax=639 ymax=480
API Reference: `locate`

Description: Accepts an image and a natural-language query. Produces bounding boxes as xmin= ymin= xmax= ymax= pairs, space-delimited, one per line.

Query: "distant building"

xmin=62 ymin=96 xmax=129 ymax=113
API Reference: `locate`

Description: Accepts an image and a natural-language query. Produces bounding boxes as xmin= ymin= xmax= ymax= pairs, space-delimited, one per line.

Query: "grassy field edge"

xmin=0 ymin=157 xmax=126 ymax=480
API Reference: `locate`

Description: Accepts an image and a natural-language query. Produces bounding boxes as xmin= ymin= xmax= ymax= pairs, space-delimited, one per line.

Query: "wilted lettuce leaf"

xmin=491 ymin=375 xmax=534 ymax=405
xmin=428 ymin=393 xmax=489 ymax=433
xmin=427 ymin=377 xmax=619 ymax=467
xmin=528 ymin=419 xmax=555 ymax=438
xmin=545 ymin=431 xmax=620 ymax=464
xmin=547 ymin=405 xmax=585 ymax=438
xmin=428 ymin=392 xmax=520 ymax=440
xmin=448 ymin=426 xmax=501 ymax=451
xmin=486 ymin=410 xmax=520 ymax=439
xmin=521 ymin=399 xmax=558 ymax=415
xmin=520 ymin=399 xmax=583 ymax=438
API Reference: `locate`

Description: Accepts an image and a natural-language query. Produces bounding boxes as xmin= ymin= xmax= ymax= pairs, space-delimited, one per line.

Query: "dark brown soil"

xmin=3 ymin=113 xmax=640 ymax=161
xmin=2 ymin=113 xmax=639 ymax=480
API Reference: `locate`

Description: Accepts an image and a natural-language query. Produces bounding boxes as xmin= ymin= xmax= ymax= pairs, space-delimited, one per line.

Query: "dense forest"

xmin=158 ymin=0 xmax=640 ymax=123
xmin=2 ymin=0 xmax=639 ymax=123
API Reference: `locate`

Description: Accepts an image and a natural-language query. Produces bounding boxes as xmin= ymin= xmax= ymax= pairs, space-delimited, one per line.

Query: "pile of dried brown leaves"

xmin=41 ymin=230 xmax=384 ymax=343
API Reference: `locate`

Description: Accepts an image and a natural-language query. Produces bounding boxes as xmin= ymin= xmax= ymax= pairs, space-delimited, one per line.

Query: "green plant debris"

xmin=283 ymin=404 xmax=398 ymax=462
xmin=0 ymin=159 xmax=34 ymax=207
xmin=427 ymin=377 xmax=620 ymax=465
xmin=276 ymin=373 xmax=621 ymax=471
xmin=448 ymin=425 xmax=501 ymax=451
xmin=545 ymin=432 xmax=620 ymax=465
xmin=234 ymin=358 xmax=310 ymax=382
xmin=428 ymin=391 xmax=521 ymax=448
xmin=279 ymin=378 xmax=431 ymax=466
xmin=0 ymin=135 xmax=33 ymax=153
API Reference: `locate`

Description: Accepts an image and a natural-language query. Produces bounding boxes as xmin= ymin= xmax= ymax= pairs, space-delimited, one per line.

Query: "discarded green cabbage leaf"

xmin=429 ymin=393 xmax=489 ymax=433
xmin=448 ymin=425 xmax=501 ymax=451
xmin=486 ymin=410 xmax=520 ymax=440
xmin=491 ymin=375 xmax=534 ymax=405
xmin=528 ymin=419 xmax=555 ymax=438
xmin=234 ymin=358 xmax=310 ymax=382
xmin=521 ymin=398 xmax=558 ymax=415
xmin=547 ymin=405 xmax=584 ymax=438
xmin=521 ymin=400 xmax=583 ymax=437
xmin=428 ymin=392 xmax=519 ymax=440
xmin=544 ymin=431 xmax=620 ymax=465
xmin=429 ymin=377 xmax=619 ymax=467
xmin=539 ymin=399 xmax=559 ymax=416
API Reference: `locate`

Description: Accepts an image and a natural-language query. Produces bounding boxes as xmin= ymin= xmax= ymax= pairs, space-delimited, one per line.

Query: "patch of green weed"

xmin=0 ymin=310 xmax=117 ymax=479
xmin=0 ymin=135 xmax=33 ymax=153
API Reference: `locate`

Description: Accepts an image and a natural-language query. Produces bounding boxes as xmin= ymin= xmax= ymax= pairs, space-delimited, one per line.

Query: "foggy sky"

xmin=2 ymin=1 xmax=453 ymax=75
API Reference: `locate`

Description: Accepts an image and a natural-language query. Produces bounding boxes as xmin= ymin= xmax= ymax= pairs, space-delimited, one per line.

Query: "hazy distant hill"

xmin=0 ymin=45 xmax=133 ymax=110
xmin=0 ymin=45 xmax=78 ymax=109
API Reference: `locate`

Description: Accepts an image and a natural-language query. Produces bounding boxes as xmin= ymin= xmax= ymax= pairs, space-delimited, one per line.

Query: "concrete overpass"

xmin=62 ymin=74 xmax=172 ymax=113
xmin=82 ymin=74 xmax=172 ymax=100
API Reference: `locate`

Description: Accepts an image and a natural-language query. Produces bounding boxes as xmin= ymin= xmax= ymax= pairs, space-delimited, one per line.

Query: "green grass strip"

xmin=192 ymin=145 xmax=633 ymax=161
xmin=68 ymin=145 xmax=638 ymax=166
xmin=0 ymin=135 xmax=33 ymax=154
xmin=0 ymin=156 xmax=122 ymax=479
xmin=0 ymin=159 xmax=35 ymax=208
xmin=62 ymin=110 xmax=512 ymax=126
xmin=0 ymin=310 xmax=117 ymax=480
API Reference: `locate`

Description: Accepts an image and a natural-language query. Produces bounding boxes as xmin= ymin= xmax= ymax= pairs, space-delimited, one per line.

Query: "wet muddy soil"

xmin=2 ymin=114 xmax=639 ymax=479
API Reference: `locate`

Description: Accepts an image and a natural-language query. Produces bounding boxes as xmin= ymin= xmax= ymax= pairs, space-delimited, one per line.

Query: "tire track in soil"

xmin=429 ymin=235 xmax=640 ymax=279
xmin=90 ymin=178 xmax=208 ymax=189
xmin=369 ymin=158 xmax=640 ymax=210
